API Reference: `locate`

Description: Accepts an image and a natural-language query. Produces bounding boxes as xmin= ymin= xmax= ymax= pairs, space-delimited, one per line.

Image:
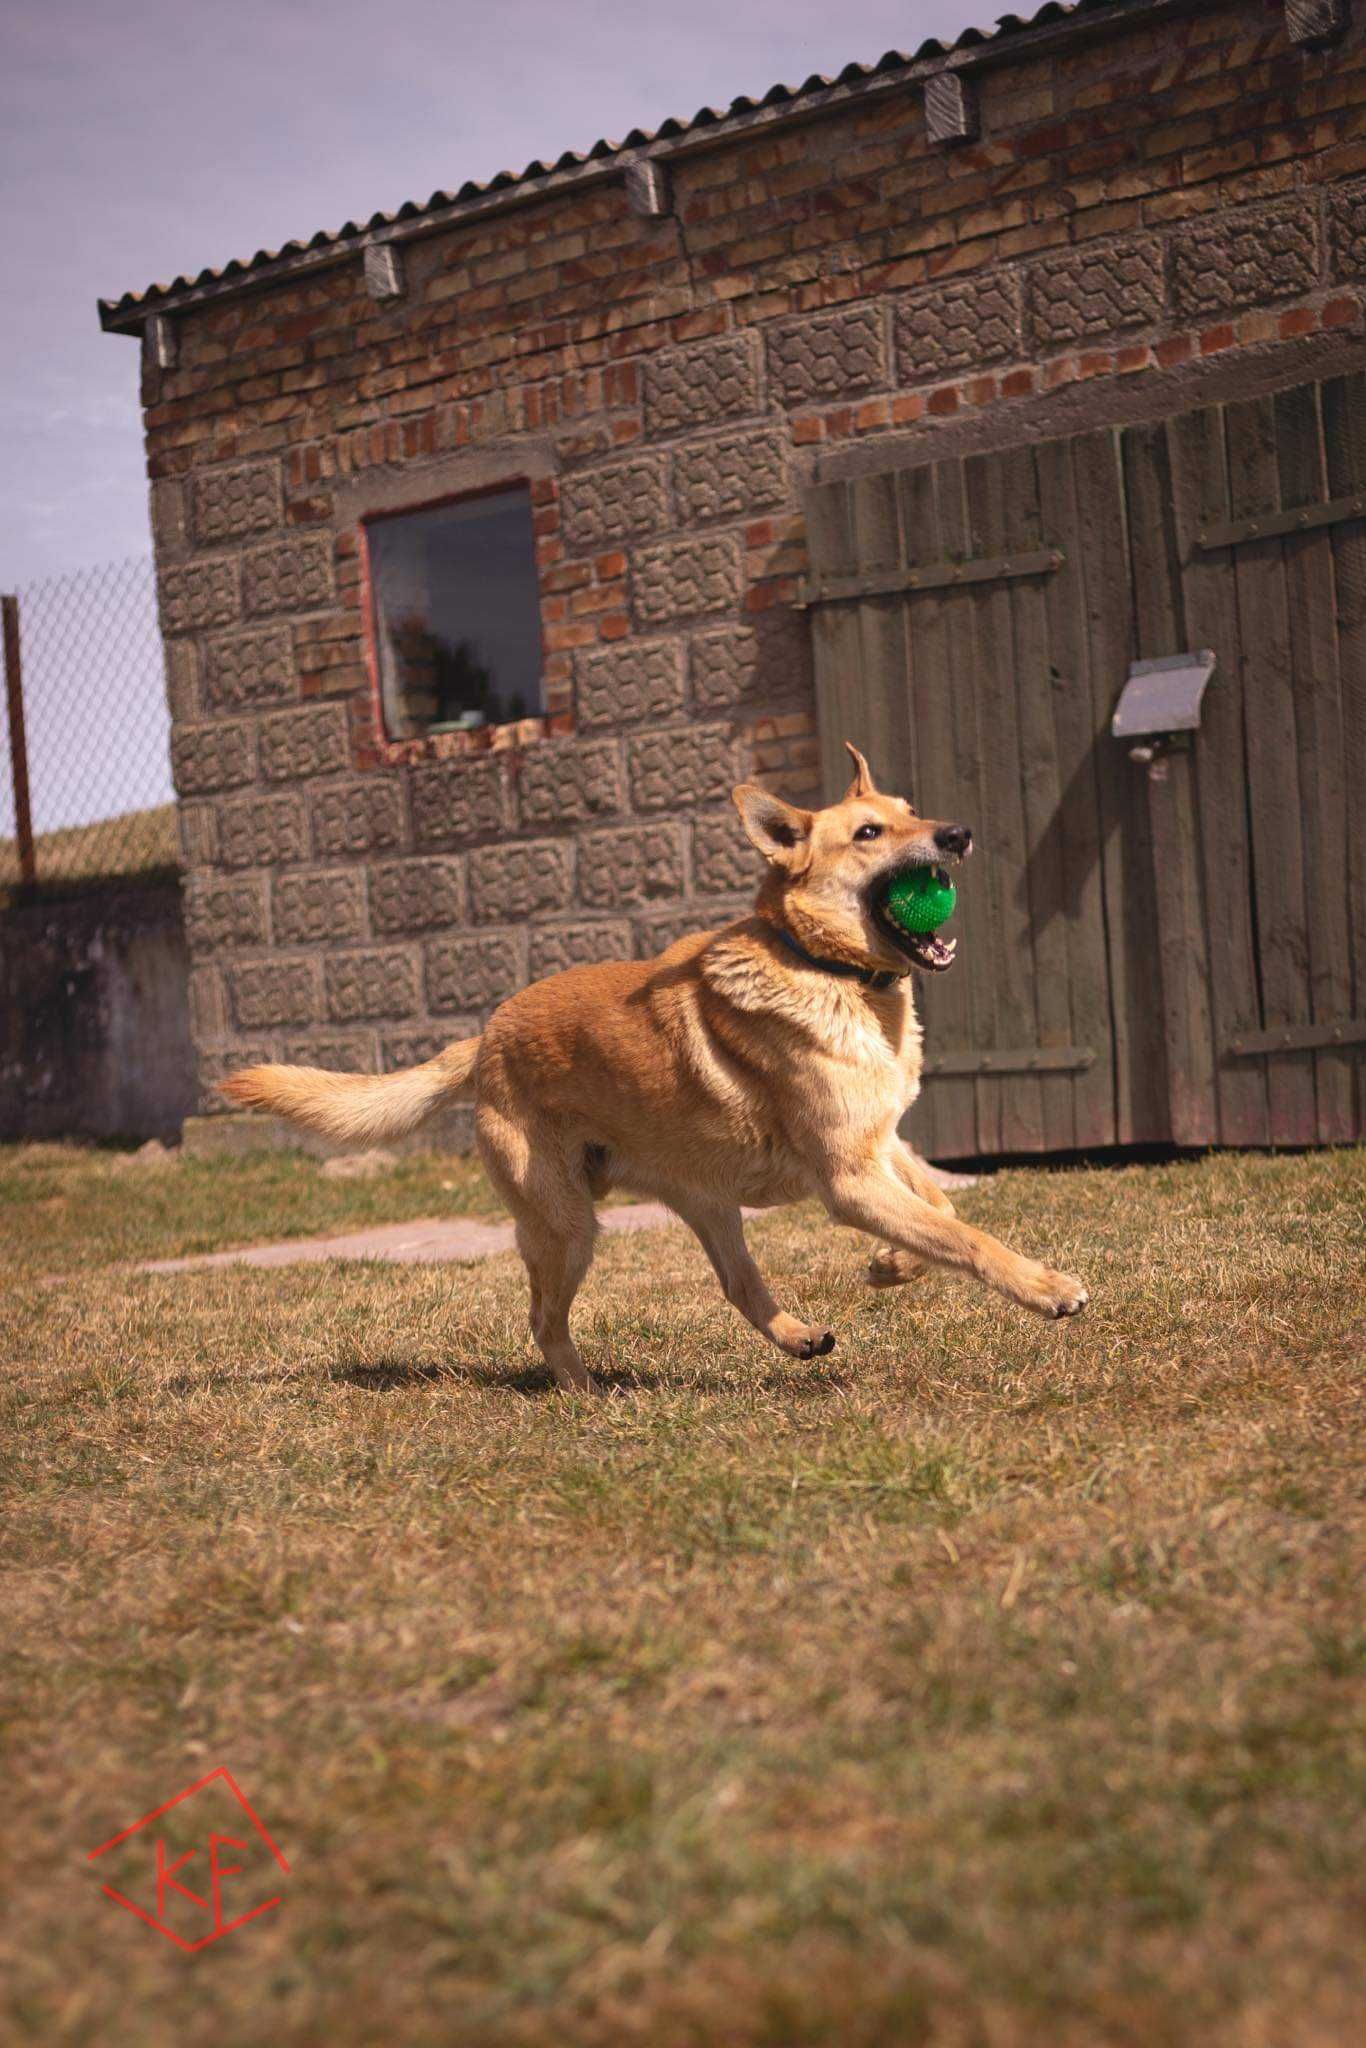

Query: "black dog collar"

xmin=773 ymin=926 xmax=904 ymax=992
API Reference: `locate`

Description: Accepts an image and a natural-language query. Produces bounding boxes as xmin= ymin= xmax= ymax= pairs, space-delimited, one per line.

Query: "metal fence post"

xmin=2 ymin=592 xmax=36 ymax=887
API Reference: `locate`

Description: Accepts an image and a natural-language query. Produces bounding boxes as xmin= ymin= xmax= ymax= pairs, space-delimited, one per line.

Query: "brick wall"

xmin=134 ymin=0 xmax=1366 ymax=1126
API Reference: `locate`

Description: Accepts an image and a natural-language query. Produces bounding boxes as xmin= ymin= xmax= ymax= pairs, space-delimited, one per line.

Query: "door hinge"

xmin=1196 ymin=493 xmax=1366 ymax=551
xmin=798 ymin=547 xmax=1064 ymax=609
xmin=1228 ymin=1019 xmax=1366 ymax=1056
xmin=924 ymin=1045 xmax=1094 ymax=1077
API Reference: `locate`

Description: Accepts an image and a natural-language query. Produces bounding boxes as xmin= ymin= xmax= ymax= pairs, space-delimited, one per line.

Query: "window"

xmin=364 ymin=485 xmax=544 ymax=741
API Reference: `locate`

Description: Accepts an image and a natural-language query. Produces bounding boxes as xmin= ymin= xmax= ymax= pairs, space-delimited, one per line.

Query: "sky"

xmin=1 ymin=0 xmax=978 ymax=586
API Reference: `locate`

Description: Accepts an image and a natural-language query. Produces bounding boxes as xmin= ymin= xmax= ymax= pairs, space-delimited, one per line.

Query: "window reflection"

xmin=366 ymin=487 xmax=543 ymax=739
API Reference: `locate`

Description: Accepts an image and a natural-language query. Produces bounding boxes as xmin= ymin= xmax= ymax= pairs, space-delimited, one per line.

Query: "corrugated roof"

xmin=98 ymin=0 xmax=1162 ymax=329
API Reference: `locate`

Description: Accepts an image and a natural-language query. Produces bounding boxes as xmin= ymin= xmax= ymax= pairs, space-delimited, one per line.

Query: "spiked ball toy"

xmin=884 ymin=865 xmax=958 ymax=936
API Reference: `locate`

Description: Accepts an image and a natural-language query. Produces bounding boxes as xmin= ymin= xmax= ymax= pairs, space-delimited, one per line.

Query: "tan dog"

xmin=222 ymin=745 xmax=1088 ymax=1389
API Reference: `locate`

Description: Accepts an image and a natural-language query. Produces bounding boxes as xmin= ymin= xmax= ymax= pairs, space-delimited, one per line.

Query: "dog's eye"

xmin=853 ymin=823 xmax=883 ymax=843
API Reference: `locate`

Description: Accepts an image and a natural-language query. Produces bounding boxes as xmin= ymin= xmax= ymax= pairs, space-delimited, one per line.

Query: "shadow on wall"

xmin=0 ymin=875 xmax=195 ymax=1144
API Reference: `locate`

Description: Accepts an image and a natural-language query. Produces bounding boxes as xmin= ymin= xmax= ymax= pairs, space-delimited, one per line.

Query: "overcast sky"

xmin=1 ymin=0 xmax=977 ymax=588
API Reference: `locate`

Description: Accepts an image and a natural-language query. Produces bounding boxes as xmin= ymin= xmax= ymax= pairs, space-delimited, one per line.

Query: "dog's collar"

xmin=773 ymin=926 xmax=903 ymax=992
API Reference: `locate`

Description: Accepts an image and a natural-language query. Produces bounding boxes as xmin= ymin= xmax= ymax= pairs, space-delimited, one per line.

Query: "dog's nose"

xmin=934 ymin=823 xmax=973 ymax=858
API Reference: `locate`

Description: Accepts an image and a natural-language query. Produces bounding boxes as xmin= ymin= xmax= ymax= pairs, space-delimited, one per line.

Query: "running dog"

xmin=222 ymin=745 xmax=1088 ymax=1389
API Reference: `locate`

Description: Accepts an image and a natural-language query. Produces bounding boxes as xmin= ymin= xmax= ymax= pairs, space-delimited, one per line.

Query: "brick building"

xmin=101 ymin=0 xmax=1366 ymax=1157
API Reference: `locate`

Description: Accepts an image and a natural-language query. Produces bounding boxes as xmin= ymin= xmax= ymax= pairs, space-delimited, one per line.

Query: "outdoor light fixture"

xmin=1111 ymin=651 xmax=1217 ymax=764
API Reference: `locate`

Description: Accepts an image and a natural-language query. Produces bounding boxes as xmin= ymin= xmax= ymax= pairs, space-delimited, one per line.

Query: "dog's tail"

xmin=219 ymin=1036 xmax=481 ymax=1147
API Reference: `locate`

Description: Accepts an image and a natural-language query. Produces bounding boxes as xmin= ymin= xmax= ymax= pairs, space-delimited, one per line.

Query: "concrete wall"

xmin=0 ymin=878 xmax=196 ymax=1144
xmin=127 ymin=0 xmax=1366 ymax=1140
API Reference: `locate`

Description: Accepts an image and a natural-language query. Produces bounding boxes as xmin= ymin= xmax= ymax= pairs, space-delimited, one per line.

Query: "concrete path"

xmin=139 ymin=1166 xmax=977 ymax=1277
xmin=141 ymin=1202 xmax=679 ymax=1275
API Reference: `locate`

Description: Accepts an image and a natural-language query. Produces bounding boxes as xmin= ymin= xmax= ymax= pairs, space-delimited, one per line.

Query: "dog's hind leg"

xmin=513 ymin=1198 xmax=599 ymax=1393
xmin=866 ymin=1145 xmax=955 ymax=1288
xmin=669 ymin=1198 xmax=835 ymax=1360
xmin=478 ymin=1103 xmax=600 ymax=1392
xmin=866 ymin=1245 xmax=927 ymax=1288
xmin=893 ymin=1142 xmax=958 ymax=1214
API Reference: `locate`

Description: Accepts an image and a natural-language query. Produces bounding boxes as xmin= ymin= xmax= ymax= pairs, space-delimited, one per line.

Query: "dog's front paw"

xmin=773 ymin=1312 xmax=837 ymax=1358
xmin=798 ymin=1325 xmax=837 ymax=1359
xmin=1021 ymin=1264 xmax=1089 ymax=1318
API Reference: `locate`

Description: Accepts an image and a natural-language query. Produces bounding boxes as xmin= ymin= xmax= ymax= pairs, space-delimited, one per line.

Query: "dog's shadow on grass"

xmin=333 ymin=1355 xmax=554 ymax=1397
xmin=331 ymin=1353 xmax=849 ymax=1399
xmin=331 ymin=1354 xmax=675 ymax=1398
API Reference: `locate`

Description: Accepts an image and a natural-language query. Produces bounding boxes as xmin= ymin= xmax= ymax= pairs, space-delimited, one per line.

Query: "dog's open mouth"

xmin=868 ymin=863 xmax=960 ymax=974
xmin=897 ymin=927 xmax=957 ymax=971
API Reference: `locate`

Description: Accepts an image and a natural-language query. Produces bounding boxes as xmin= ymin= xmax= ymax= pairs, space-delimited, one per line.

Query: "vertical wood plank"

xmin=896 ymin=461 xmax=977 ymax=1162
xmin=1072 ymin=429 xmax=1162 ymax=1143
xmin=1149 ymin=751 xmax=1218 ymax=1144
xmin=1321 ymin=372 xmax=1366 ymax=1142
xmin=1006 ymin=445 xmax=1076 ymax=1152
xmin=849 ymin=473 xmax=917 ymax=802
xmin=1167 ymin=404 xmax=1270 ymax=1147
xmin=1034 ymin=436 xmax=1120 ymax=1150
xmin=874 ymin=464 xmax=938 ymax=1162
xmin=805 ymin=480 xmax=865 ymax=803
xmin=890 ymin=461 xmax=938 ymax=808
xmin=939 ymin=460 xmax=1002 ymax=1155
xmin=1225 ymin=396 xmax=1318 ymax=1145
xmin=1123 ymin=418 xmax=1218 ymax=1146
xmin=963 ymin=449 xmax=1046 ymax=1153
xmin=1273 ymin=382 xmax=1355 ymax=1141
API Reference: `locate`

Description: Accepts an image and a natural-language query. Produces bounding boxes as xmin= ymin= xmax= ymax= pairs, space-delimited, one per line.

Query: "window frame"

xmin=357 ymin=477 xmax=554 ymax=765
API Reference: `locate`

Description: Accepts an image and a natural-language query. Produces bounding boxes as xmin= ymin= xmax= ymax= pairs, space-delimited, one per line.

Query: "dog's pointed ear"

xmin=732 ymin=783 xmax=813 ymax=872
xmin=843 ymin=741 xmax=878 ymax=800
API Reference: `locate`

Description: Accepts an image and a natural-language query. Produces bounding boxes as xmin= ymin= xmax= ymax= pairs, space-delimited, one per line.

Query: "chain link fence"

xmin=1 ymin=557 xmax=178 ymax=889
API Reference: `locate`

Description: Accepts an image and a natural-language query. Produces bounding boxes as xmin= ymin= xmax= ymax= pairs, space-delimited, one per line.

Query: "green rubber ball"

xmin=885 ymin=864 xmax=958 ymax=934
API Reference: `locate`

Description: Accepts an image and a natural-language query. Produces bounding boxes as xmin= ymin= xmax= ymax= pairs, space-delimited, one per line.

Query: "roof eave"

xmin=97 ymin=0 xmax=1193 ymax=336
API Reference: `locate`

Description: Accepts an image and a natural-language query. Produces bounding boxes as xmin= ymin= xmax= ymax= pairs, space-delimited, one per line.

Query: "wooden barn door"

xmin=803 ymin=372 xmax=1366 ymax=1158
xmin=1121 ymin=375 xmax=1366 ymax=1149
xmin=804 ymin=437 xmax=1132 ymax=1161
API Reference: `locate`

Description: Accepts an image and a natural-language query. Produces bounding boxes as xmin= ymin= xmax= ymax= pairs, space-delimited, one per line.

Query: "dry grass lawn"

xmin=0 ymin=802 xmax=180 ymax=891
xmin=1 ymin=1141 xmax=1362 ymax=2046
